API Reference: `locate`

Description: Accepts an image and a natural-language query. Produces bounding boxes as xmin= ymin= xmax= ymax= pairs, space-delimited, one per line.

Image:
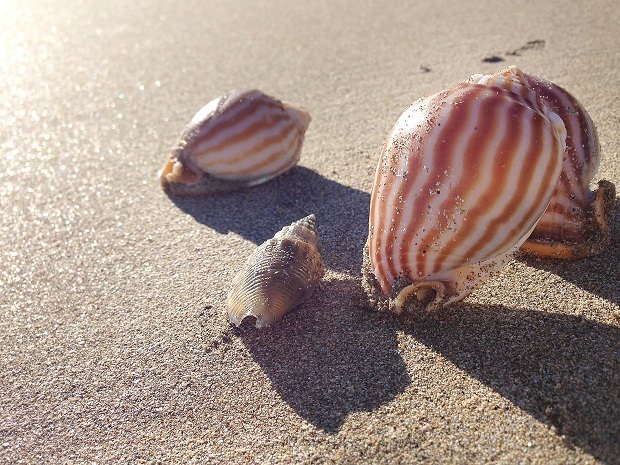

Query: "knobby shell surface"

xmin=227 ymin=215 xmax=324 ymax=328
xmin=160 ymin=89 xmax=311 ymax=196
xmin=363 ymin=67 xmax=566 ymax=315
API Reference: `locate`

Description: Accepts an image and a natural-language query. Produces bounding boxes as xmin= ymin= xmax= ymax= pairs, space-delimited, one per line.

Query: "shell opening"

xmin=228 ymin=310 xmax=272 ymax=329
xmin=159 ymin=157 xmax=203 ymax=187
xmin=394 ymin=281 xmax=447 ymax=314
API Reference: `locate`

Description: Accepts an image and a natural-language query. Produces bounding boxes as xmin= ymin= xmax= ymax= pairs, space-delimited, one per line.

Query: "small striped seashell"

xmin=160 ymin=89 xmax=311 ymax=196
xmin=471 ymin=67 xmax=616 ymax=259
xmin=363 ymin=71 xmax=566 ymax=314
xmin=227 ymin=214 xmax=323 ymax=328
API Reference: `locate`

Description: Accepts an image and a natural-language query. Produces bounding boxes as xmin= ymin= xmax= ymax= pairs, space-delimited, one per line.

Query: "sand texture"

xmin=1 ymin=0 xmax=619 ymax=463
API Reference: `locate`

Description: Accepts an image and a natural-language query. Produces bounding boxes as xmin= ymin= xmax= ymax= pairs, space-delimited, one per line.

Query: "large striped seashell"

xmin=483 ymin=68 xmax=615 ymax=259
xmin=160 ymin=89 xmax=311 ymax=196
xmin=227 ymin=215 xmax=323 ymax=328
xmin=362 ymin=71 xmax=566 ymax=314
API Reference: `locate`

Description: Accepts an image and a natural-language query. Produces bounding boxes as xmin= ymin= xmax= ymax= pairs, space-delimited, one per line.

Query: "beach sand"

xmin=1 ymin=0 xmax=618 ymax=463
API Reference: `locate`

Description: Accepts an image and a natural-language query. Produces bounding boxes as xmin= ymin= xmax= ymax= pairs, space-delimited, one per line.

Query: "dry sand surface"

xmin=1 ymin=0 xmax=619 ymax=463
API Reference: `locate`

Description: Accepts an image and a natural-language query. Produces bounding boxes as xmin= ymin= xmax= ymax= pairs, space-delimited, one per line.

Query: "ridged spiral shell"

xmin=227 ymin=215 xmax=324 ymax=328
xmin=363 ymin=68 xmax=566 ymax=314
xmin=160 ymin=89 xmax=311 ymax=196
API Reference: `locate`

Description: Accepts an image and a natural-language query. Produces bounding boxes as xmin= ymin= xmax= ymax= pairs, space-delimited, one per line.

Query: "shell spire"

xmin=363 ymin=67 xmax=566 ymax=314
xmin=227 ymin=214 xmax=323 ymax=328
xmin=160 ymin=89 xmax=311 ymax=196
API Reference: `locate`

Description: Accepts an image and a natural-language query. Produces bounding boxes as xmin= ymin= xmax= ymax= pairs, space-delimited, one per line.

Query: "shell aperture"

xmin=227 ymin=215 xmax=324 ymax=328
xmin=363 ymin=68 xmax=567 ymax=314
xmin=160 ymin=89 xmax=311 ymax=196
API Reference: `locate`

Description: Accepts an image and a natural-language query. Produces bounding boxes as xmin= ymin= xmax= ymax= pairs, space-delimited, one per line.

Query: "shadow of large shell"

xmin=363 ymin=69 xmax=566 ymax=315
xmin=227 ymin=215 xmax=324 ymax=328
xmin=160 ymin=89 xmax=311 ymax=196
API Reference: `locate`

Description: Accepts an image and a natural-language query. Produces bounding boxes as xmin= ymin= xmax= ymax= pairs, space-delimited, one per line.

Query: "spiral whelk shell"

xmin=160 ymin=89 xmax=311 ymax=196
xmin=363 ymin=67 xmax=567 ymax=314
xmin=227 ymin=215 xmax=324 ymax=328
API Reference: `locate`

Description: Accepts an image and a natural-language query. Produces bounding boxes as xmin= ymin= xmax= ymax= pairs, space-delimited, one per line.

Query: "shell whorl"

xmin=160 ymin=89 xmax=311 ymax=196
xmin=364 ymin=70 xmax=566 ymax=314
xmin=515 ymin=70 xmax=615 ymax=258
xmin=472 ymin=67 xmax=616 ymax=259
xmin=227 ymin=215 xmax=323 ymax=328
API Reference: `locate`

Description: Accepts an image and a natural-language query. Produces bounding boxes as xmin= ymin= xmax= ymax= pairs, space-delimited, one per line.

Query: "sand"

xmin=1 ymin=0 xmax=618 ymax=463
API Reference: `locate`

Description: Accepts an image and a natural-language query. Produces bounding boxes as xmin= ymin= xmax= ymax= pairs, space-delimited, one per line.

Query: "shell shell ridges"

xmin=160 ymin=89 xmax=311 ymax=196
xmin=363 ymin=67 xmax=567 ymax=314
xmin=227 ymin=214 xmax=323 ymax=328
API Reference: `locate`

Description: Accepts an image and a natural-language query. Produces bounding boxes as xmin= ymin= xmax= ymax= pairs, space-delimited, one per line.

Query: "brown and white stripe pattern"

xmin=160 ymin=89 xmax=311 ymax=195
xmin=518 ymin=71 xmax=615 ymax=258
xmin=366 ymin=77 xmax=566 ymax=312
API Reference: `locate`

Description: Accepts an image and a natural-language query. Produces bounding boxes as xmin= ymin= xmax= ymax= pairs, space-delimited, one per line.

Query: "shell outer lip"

xmin=361 ymin=241 xmax=435 ymax=315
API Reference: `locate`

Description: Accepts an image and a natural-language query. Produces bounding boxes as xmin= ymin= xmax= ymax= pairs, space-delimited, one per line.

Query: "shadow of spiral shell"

xmin=233 ymin=276 xmax=411 ymax=433
xmin=397 ymin=304 xmax=620 ymax=464
xmin=165 ymin=167 xmax=370 ymax=273
xmin=166 ymin=162 xmax=619 ymax=454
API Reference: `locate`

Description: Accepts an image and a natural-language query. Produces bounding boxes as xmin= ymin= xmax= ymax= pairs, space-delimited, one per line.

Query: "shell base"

xmin=361 ymin=241 xmax=436 ymax=316
xmin=521 ymin=180 xmax=616 ymax=259
xmin=361 ymin=240 xmax=517 ymax=315
xmin=160 ymin=158 xmax=297 ymax=197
